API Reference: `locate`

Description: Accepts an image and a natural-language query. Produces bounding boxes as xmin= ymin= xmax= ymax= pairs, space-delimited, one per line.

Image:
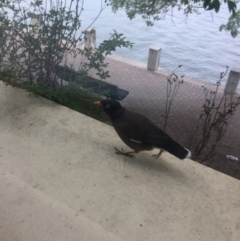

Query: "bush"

xmin=188 ymin=67 xmax=240 ymax=162
xmin=0 ymin=0 xmax=132 ymax=87
xmin=0 ymin=0 xmax=132 ymax=122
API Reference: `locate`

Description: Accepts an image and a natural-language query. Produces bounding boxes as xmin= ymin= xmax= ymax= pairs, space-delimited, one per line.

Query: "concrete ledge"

xmin=0 ymin=171 xmax=122 ymax=241
xmin=0 ymin=82 xmax=240 ymax=241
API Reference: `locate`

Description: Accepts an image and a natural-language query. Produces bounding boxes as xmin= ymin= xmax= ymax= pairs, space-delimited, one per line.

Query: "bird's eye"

xmin=104 ymin=104 xmax=111 ymax=109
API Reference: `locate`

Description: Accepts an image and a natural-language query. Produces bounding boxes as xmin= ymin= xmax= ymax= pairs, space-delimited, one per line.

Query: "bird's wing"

xmin=113 ymin=110 xmax=173 ymax=148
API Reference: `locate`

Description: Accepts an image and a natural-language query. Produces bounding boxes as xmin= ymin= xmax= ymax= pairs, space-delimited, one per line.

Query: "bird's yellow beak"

xmin=94 ymin=101 xmax=102 ymax=106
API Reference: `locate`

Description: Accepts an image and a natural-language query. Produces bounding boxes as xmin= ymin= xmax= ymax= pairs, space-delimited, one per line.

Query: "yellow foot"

xmin=114 ymin=147 xmax=136 ymax=158
xmin=152 ymin=149 xmax=164 ymax=159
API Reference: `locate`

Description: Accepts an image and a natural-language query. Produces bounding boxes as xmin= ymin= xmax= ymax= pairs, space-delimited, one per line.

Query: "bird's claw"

xmin=114 ymin=147 xmax=135 ymax=158
xmin=152 ymin=154 xmax=160 ymax=159
xmin=152 ymin=150 xmax=164 ymax=159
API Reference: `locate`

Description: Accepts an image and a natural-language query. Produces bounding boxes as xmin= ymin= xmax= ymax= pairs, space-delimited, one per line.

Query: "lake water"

xmin=80 ymin=1 xmax=240 ymax=88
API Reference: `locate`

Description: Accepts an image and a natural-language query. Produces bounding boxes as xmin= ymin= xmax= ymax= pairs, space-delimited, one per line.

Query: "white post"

xmin=147 ymin=46 xmax=161 ymax=71
xmin=224 ymin=68 xmax=240 ymax=95
xmin=29 ymin=13 xmax=42 ymax=37
xmin=30 ymin=13 xmax=42 ymax=27
xmin=84 ymin=28 xmax=96 ymax=49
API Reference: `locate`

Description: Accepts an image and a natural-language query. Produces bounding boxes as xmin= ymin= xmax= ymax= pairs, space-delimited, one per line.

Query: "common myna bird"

xmin=94 ymin=99 xmax=191 ymax=160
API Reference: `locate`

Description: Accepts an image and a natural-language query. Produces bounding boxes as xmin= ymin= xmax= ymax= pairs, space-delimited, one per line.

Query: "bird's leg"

xmin=152 ymin=149 xmax=164 ymax=159
xmin=114 ymin=147 xmax=136 ymax=158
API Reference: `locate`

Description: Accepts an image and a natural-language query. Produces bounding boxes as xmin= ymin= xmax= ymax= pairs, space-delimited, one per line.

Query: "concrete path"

xmin=1 ymin=82 xmax=240 ymax=241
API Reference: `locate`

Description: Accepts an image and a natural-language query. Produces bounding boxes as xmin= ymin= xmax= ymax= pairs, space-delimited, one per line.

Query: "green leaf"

xmin=203 ymin=0 xmax=211 ymax=9
xmin=214 ymin=0 xmax=220 ymax=13
xmin=228 ymin=1 xmax=237 ymax=14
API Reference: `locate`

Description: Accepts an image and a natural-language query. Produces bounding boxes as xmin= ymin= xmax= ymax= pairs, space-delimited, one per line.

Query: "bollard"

xmin=30 ymin=13 xmax=42 ymax=27
xmin=84 ymin=28 xmax=96 ymax=49
xmin=147 ymin=46 xmax=161 ymax=71
xmin=224 ymin=68 xmax=240 ymax=95
xmin=30 ymin=13 xmax=42 ymax=37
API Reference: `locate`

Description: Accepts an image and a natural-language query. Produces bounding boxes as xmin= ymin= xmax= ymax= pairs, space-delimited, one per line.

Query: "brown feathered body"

xmin=98 ymin=100 xmax=191 ymax=160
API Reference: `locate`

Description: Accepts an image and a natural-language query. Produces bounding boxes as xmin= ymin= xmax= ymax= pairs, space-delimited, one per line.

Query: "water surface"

xmin=80 ymin=1 xmax=240 ymax=87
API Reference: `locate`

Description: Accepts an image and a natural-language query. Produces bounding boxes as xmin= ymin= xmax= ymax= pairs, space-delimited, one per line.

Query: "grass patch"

xmin=0 ymin=72 xmax=110 ymax=124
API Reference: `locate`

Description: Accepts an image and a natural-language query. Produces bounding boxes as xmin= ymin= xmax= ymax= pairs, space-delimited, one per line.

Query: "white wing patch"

xmin=184 ymin=148 xmax=192 ymax=159
xmin=130 ymin=138 xmax=142 ymax=144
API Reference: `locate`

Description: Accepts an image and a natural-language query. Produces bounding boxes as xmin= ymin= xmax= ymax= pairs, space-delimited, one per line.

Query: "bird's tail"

xmin=184 ymin=148 xmax=192 ymax=159
xmin=165 ymin=141 xmax=191 ymax=160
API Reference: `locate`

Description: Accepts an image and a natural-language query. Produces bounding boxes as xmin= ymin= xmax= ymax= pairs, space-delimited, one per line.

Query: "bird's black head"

xmin=94 ymin=99 xmax=124 ymax=119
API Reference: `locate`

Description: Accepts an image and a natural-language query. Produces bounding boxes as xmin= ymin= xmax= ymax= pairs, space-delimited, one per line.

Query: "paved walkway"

xmin=94 ymin=54 xmax=240 ymax=179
